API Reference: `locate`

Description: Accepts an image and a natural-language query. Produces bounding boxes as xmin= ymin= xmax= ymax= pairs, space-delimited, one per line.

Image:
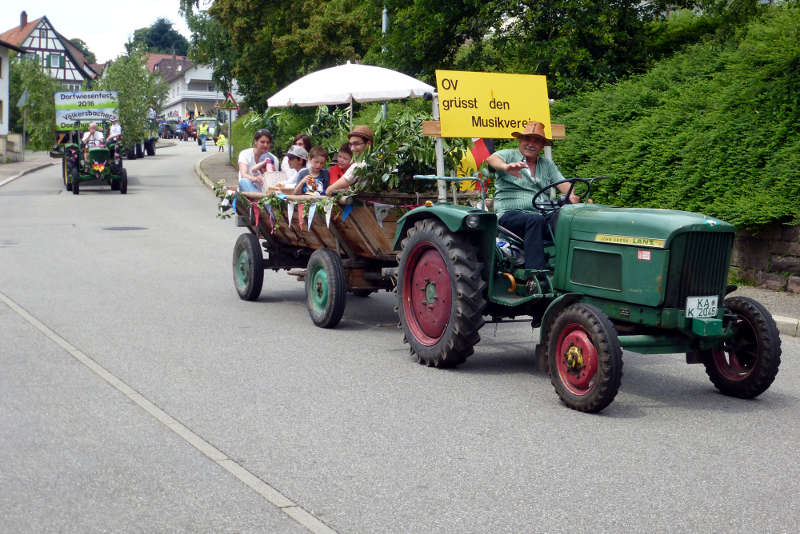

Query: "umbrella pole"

xmin=349 ymin=99 xmax=353 ymax=129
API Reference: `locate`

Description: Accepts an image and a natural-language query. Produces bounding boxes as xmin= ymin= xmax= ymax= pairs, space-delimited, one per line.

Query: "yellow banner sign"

xmin=435 ymin=70 xmax=551 ymax=138
xmin=594 ymin=234 xmax=666 ymax=248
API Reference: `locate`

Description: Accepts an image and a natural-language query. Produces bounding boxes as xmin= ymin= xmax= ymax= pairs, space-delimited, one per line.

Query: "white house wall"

xmin=1 ymin=46 xmax=10 ymax=136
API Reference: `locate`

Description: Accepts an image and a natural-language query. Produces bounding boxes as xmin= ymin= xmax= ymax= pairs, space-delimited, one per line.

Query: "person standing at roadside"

xmin=198 ymin=121 xmax=210 ymax=152
xmin=325 ymin=125 xmax=373 ymax=194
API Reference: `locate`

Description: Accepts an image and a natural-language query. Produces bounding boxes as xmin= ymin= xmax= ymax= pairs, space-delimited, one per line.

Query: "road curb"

xmin=193 ymin=155 xmax=216 ymax=190
xmin=773 ymin=315 xmax=799 ymax=338
xmin=0 ymin=161 xmax=55 ymax=188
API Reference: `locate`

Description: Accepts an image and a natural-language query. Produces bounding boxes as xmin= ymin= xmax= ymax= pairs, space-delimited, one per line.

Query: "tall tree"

xmin=370 ymin=0 xmax=510 ymax=83
xmin=180 ymin=6 xmax=235 ymax=94
xmin=97 ymin=45 xmax=168 ymax=148
xmin=8 ymin=53 xmax=62 ymax=149
xmin=184 ymin=0 xmax=381 ymax=110
xmin=69 ymin=38 xmax=97 ymax=64
xmin=128 ymin=18 xmax=189 ymax=56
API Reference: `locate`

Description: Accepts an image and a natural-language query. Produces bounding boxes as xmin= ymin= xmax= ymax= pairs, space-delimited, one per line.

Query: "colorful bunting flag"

xmin=266 ymin=205 xmax=275 ymax=233
xmin=287 ymin=201 xmax=295 ymax=227
xmin=323 ymin=204 xmax=333 ymax=227
xmin=372 ymin=202 xmax=392 ymax=227
xmin=341 ymin=204 xmax=353 ymax=222
xmin=297 ymin=203 xmax=305 ymax=230
xmin=307 ymin=203 xmax=317 ymax=228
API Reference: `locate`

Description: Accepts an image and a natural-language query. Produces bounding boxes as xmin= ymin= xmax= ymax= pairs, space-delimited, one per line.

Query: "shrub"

xmin=552 ymin=3 xmax=800 ymax=229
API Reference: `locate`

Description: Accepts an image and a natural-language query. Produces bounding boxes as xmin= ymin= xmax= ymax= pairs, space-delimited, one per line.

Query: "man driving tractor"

xmin=81 ymin=122 xmax=105 ymax=163
xmin=485 ymin=121 xmax=580 ymax=270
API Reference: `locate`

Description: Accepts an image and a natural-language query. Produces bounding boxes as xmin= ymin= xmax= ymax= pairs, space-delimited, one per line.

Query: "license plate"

xmin=685 ymin=296 xmax=718 ymax=318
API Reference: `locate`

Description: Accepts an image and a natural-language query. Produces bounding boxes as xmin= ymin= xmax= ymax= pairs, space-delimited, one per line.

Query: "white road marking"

xmin=0 ymin=290 xmax=338 ymax=534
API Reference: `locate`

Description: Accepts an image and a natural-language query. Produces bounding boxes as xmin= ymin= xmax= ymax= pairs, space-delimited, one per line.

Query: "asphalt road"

xmin=1 ymin=143 xmax=798 ymax=533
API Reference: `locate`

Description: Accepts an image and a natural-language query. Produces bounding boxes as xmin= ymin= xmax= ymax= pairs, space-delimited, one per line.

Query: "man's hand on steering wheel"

xmin=532 ymin=178 xmax=591 ymax=214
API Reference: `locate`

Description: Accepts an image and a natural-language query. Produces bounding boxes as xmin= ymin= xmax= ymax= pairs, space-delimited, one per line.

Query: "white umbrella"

xmin=267 ymin=62 xmax=434 ymax=108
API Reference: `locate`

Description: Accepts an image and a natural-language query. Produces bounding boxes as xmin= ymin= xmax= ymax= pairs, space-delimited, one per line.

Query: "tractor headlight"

xmin=465 ymin=215 xmax=481 ymax=229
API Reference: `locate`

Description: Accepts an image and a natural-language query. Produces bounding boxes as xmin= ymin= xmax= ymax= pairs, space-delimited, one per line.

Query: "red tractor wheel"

xmin=548 ymin=303 xmax=623 ymax=412
xmin=397 ymin=218 xmax=486 ymax=368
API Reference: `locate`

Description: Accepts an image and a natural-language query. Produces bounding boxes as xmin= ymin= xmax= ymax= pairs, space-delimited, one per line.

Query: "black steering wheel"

xmin=532 ymin=178 xmax=591 ymax=214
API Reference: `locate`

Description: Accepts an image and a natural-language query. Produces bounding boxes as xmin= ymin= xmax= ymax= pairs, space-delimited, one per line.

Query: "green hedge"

xmin=552 ymin=4 xmax=800 ymax=229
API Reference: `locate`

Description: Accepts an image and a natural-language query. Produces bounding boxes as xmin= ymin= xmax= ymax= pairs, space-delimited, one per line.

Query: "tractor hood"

xmin=559 ymin=204 xmax=735 ymax=248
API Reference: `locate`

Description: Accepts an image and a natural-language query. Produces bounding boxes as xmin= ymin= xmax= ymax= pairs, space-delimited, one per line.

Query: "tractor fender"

xmin=392 ymin=204 xmax=496 ymax=250
xmin=538 ymin=293 xmax=584 ymax=345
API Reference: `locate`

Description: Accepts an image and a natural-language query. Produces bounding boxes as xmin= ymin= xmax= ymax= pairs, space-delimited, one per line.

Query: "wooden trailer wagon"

xmin=226 ymin=189 xmax=443 ymax=328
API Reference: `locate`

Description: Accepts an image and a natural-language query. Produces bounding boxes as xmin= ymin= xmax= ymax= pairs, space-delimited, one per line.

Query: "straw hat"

xmin=511 ymin=121 xmax=552 ymax=146
xmin=348 ymin=125 xmax=374 ymax=143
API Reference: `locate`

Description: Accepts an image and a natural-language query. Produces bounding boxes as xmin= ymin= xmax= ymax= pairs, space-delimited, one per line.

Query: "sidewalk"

xmin=0 ymin=150 xmax=56 ymax=187
xmin=192 ymin=151 xmax=800 ymax=338
xmin=194 ymin=150 xmax=237 ymax=189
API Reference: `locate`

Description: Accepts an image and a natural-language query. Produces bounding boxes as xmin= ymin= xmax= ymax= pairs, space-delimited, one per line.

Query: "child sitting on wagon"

xmin=328 ymin=142 xmax=352 ymax=184
xmin=293 ymin=146 xmax=330 ymax=195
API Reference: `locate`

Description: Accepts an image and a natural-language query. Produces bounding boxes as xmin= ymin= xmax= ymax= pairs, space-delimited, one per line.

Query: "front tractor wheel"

xmin=397 ymin=218 xmax=486 ymax=368
xmin=305 ymin=248 xmax=346 ymax=328
xmin=548 ymin=303 xmax=623 ymax=413
xmin=232 ymin=233 xmax=264 ymax=301
xmin=703 ymin=296 xmax=781 ymax=398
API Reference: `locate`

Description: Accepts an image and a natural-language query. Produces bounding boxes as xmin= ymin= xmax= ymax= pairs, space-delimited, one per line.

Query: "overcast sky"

xmin=0 ymin=0 xmax=192 ymax=64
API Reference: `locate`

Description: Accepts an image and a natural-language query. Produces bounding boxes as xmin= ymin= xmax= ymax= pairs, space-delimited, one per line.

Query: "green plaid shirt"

xmin=492 ymin=149 xmax=564 ymax=218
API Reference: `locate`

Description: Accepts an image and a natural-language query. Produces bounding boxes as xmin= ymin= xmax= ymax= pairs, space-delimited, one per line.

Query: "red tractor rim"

xmin=555 ymin=323 xmax=599 ymax=395
xmin=402 ymin=242 xmax=452 ymax=346
xmin=712 ymin=315 xmax=758 ymax=381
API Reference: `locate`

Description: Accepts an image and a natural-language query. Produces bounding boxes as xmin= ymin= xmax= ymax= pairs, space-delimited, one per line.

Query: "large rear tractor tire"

xmin=397 ymin=218 xmax=486 ymax=368
xmin=548 ymin=303 xmax=623 ymax=413
xmin=305 ymin=249 xmax=347 ymax=328
xmin=232 ymin=233 xmax=264 ymax=301
xmin=702 ymin=296 xmax=781 ymax=398
xmin=119 ymin=168 xmax=128 ymax=194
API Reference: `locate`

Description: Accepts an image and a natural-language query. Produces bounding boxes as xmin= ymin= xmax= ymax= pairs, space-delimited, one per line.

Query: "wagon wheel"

xmin=120 ymin=168 xmax=128 ymax=194
xmin=305 ymin=249 xmax=347 ymax=328
xmin=548 ymin=302 xmax=623 ymax=413
xmin=397 ymin=218 xmax=486 ymax=368
xmin=701 ymin=296 xmax=781 ymax=398
xmin=232 ymin=233 xmax=264 ymax=301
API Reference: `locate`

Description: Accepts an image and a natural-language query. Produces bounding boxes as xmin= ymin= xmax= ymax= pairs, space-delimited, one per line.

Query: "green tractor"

xmin=393 ymin=177 xmax=781 ymax=413
xmin=60 ymin=121 xmax=128 ymax=195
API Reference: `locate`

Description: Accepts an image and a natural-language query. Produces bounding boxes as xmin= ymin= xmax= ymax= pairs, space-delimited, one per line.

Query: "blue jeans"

xmin=238 ymin=178 xmax=261 ymax=192
xmin=200 ymin=134 xmax=207 ymax=151
xmin=498 ymin=210 xmax=555 ymax=269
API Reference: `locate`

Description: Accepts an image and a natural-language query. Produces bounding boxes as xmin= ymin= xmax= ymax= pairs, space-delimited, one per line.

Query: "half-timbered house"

xmin=0 ymin=11 xmax=96 ymax=91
